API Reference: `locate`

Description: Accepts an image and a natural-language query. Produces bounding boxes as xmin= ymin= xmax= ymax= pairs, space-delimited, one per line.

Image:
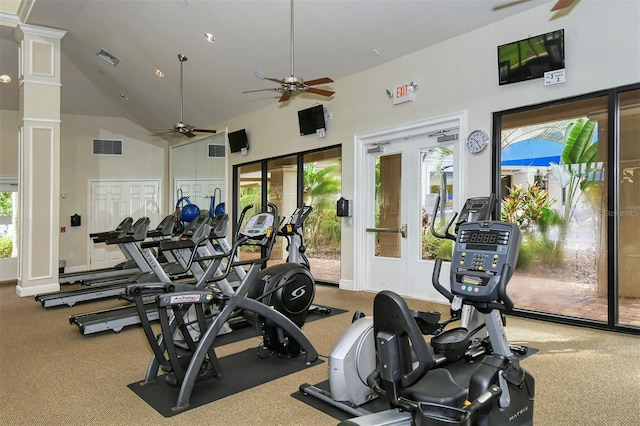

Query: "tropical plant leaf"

xmin=562 ymin=119 xmax=597 ymax=165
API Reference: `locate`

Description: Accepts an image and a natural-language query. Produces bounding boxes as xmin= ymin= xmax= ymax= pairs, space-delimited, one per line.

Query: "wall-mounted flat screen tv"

xmin=298 ymin=104 xmax=326 ymax=136
xmin=497 ymin=29 xmax=565 ymax=85
xmin=228 ymin=129 xmax=248 ymax=153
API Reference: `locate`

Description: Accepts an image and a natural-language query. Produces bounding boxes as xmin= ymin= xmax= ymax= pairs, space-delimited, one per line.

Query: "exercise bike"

xmin=341 ymin=220 xmax=535 ymax=425
xmin=300 ymin=196 xmax=496 ymax=417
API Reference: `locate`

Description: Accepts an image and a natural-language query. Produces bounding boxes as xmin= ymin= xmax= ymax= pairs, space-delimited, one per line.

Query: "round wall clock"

xmin=466 ymin=129 xmax=489 ymax=154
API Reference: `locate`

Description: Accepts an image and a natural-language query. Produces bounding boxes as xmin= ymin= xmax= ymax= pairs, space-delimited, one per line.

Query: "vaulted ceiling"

xmin=0 ymin=0 xmax=550 ymax=136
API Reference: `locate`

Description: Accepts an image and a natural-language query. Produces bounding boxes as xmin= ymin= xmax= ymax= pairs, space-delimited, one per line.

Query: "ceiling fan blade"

xmin=279 ymin=91 xmax=293 ymax=102
xmin=183 ymin=131 xmax=196 ymax=138
xmin=264 ymin=77 xmax=284 ymax=84
xmin=192 ymin=129 xmax=217 ymax=134
xmin=305 ymin=87 xmax=335 ymax=97
xmin=150 ymin=130 xmax=174 ymax=137
xmin=550 ymin=0 xmax=575 ymax=11
xmin=304 ymin=77 xmax=334 ymax=86
xmin=492 ymin=0 xmax=531 ymax=11
xmin=243 ymin=88 xmax=281 ymax=94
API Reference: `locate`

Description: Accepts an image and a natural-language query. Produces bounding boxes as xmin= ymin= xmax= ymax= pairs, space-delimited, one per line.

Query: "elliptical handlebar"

xmin=432 ymin=258 xmax=454 ymax=302
xmin=429 ymin=195 xmax=458 ymax=241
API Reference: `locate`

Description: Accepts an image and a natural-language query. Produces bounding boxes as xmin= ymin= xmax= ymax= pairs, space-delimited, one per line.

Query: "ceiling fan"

xmin=153 ymin=54 xmax=217 ymax=138
xmin=493 ymin=0 xmax=578 ymax=13
xmin=242 ymin=0 xmax=334 ymax=103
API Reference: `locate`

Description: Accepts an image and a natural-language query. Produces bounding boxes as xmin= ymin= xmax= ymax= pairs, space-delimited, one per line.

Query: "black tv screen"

xmin=298 ymin=104 xmax=326 ymax=136
xmin=497 ymin=29 xmax=565 ymax=85
xmin=228 ymin=129 xmax=248 ymax=153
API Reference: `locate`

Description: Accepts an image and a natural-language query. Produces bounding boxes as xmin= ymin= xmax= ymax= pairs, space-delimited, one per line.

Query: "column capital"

xmin=14 ymin=23 xmax=66 ymax=41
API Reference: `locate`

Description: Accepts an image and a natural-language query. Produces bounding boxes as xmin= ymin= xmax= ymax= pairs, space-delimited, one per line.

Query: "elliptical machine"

xmin=299 ymin=195 xmax=497 ymax=417
xmin=246 ymin=204 xmax=322 ymax=358
xmin=129 ymin=203 xmax=319 ymax=413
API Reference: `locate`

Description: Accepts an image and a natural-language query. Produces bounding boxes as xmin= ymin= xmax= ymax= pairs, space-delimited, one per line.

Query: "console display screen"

xmin=459 ymin=229 xmax=509 ymax=251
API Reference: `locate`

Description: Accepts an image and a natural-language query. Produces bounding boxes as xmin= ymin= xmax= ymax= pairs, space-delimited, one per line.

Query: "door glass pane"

xmin=499 ymin=96 xmax=609 ymax=322
xmin=421 ymin=145 xmax=454 ymax=260
xmin=267 ymin=155 xmax=297 ymax=263
xmin=303 ymin=148 xmax=342 ymax=283
xmin=617 ymin=89 xmax=640 ymax=327
xmin=375 ymin=153 xmax=401 ymax=258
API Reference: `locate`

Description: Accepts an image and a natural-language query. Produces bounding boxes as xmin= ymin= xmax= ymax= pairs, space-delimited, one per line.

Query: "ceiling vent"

xmin=208 ymin=144 xmax=225 ymax=158
xmin=97 ymin=49 xmax=121 ymax=66
xmin=93 ymin=139 xmax=123 ymax=155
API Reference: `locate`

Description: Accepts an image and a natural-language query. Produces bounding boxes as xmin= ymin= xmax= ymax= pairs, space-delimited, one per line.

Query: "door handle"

xmin=366 ymin=223 xmax=407 ymax=238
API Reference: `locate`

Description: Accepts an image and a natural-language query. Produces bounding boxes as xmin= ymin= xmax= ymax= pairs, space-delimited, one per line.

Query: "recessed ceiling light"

xmin=120 ymin=93 xmax=128 ymax=101
xmin=0 ymin=75 xmax=11 ymax=83
xmin=155 ymin=69 xmax=164 ymax=77
xmin=204 ymin=33 xmax=215 ymax=43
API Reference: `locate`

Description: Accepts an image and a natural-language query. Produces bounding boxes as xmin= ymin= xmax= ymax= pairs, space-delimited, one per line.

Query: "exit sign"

xmin=393 ymin=83 xmax=414 ymax=105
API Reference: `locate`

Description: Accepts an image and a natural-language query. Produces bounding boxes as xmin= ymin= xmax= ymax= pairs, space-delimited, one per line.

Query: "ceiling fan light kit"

xmin=243 ymin=0 xmax=335 ymax=103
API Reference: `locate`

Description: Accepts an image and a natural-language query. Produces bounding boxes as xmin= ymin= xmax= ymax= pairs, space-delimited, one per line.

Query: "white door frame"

xmin=353 ymin=112 xmax=467 ymax=298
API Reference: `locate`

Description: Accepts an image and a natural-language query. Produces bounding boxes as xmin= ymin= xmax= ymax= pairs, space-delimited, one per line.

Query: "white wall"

xmin=0 ymin=112 xmax=168 ymax=275
xmin=58 ymin=114 xmax=168 ymax=270
xmin=214 ymin=1 xmax=640 ymax=287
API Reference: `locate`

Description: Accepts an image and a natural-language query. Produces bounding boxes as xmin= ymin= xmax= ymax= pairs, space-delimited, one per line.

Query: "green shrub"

xmin=0 ymin=235 xmax=12 ymax=258
xmin=517 ymin=234 xmax=563 ymax=270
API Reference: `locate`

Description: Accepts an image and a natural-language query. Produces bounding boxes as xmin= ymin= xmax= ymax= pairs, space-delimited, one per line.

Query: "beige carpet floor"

xmin=0 ymin=280 xmax=639 ymax=425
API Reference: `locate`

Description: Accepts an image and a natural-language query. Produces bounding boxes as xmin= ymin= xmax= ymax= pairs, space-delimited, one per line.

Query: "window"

xmin=493 ymin=84 xmax=640 ymax=332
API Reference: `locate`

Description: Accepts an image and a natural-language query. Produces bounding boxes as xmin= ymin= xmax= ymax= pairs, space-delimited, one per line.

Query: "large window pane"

xmin=267 ymin=155 xmax=297 ymax=262
xmin=237 ymin=162 xmax=263 ymax=260
xmin=303 ymin=147 xmax=342 ymax=283
xmin=233 ymin=146 xmax=342 ymax=283
xmin=499 ymin=96 xmax=609 ymax=322
xmin=618 ymin=89 xmax=640 ymax=327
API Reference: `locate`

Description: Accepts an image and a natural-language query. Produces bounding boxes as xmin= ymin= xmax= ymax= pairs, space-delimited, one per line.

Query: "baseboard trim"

xmin=16 ymin=282 xmax=60 ymax=297
xmin=339 ymin=279 xmax=355 ymax=291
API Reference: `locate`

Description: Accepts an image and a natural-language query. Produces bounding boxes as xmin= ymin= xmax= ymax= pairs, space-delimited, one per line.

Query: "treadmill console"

xmin=282 ymin=205 xmax=313 ymax=234
xmin=241 ymin=212 xmax=275 ymax=239
xmin=450 ymin=221 xmax=521 ymax=303
xmin=454 ymin=196 xmax=495 ymax=232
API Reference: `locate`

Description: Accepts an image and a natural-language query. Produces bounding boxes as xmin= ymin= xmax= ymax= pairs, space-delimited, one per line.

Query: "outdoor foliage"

xmin=421 ymin=208 xmax=453 ymax=261
xmin=0 ymin=192 xmax=12 ymax=216
xmin=303 ymin=162 xmax=341 ymax=255
xmin=549 ymin=118 xmax=601 ymax=246
xmin=502 ymin=183 xmax=563 ymax=268
xmin=0 ymin=236 xmax=12 ymax=258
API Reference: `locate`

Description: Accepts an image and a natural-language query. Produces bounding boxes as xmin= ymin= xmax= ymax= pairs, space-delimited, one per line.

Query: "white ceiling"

xmin=0 ymin=0 xmax=552 ymax=135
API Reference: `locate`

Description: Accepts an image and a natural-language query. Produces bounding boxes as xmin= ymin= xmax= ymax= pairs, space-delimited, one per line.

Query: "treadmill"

xmin=68 ymin=214 xmax=239 ymax=335
xmin=57 ymin=217 xmax=141 ymax=285
xmin=35 ymin=215 xmax=174 ymax=308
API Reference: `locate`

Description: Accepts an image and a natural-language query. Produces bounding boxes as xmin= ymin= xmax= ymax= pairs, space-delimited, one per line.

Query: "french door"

xmin=357 ymin=114 xmax=463 ymax=302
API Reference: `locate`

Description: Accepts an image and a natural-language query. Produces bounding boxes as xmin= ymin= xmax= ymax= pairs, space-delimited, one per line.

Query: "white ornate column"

xmin=14 ymin=23 xmax=66 ymax=296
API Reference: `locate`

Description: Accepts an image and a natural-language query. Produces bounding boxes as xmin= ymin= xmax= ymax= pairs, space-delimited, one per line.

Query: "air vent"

xmin=437 ymin=134 xmax=458 ymax=143
xmin=97 ymin=49 xmax=121 ymax=66
xmin=93 ymin=139 xmax=123 ymax=155
xmin=208 ymin=144 xmax=225 ymax=158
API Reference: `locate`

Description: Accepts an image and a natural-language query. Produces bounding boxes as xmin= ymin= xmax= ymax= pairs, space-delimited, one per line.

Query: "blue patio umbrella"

xmin=501 ymin=139 xmax=563 ymax=167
